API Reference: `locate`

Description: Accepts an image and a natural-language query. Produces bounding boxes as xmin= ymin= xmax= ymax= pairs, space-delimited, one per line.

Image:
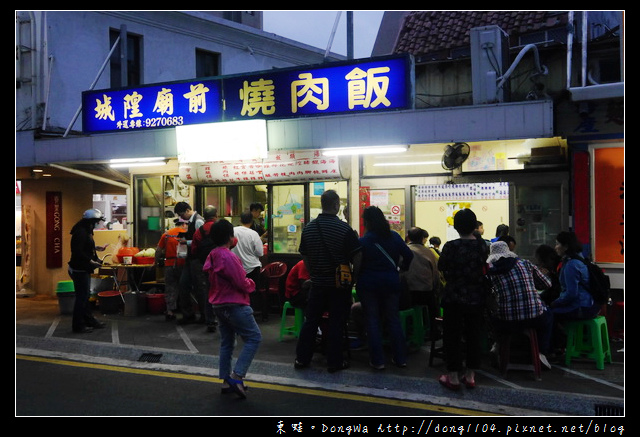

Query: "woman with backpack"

xmin=551 ymin=231 xmax=602 ymax=321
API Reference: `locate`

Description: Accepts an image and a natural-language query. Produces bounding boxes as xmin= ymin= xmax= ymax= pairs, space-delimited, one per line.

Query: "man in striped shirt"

xmin=295 ymin=190 xmax=361 ymax=373
xmin=486 ymin=241 xmax=553 ymax=366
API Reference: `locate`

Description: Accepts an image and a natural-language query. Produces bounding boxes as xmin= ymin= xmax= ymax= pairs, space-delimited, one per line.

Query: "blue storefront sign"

xmin=223 ymin=55 xmax=413 ymax=120
xmin=82 ymin=80 xmax=223 ymax=134
xmin=82 ymin=55 xmax=413 ymax=134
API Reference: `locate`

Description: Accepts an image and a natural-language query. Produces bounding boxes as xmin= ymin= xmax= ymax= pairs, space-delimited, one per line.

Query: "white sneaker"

xmin=539 ymin=353 xmax=551 ymax=369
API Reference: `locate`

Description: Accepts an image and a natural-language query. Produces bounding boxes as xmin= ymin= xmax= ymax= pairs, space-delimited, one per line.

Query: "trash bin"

xmin=56 ymin=281 xmax=75 ymax=315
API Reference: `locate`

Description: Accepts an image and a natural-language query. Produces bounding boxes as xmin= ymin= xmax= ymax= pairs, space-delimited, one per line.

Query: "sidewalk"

xmin=16 ymin=295 xmax=624 ymax=416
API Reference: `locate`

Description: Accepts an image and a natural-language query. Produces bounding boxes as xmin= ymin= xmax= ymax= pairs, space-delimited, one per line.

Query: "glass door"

xmin=512 ymin=183 xmax=565 ymax=261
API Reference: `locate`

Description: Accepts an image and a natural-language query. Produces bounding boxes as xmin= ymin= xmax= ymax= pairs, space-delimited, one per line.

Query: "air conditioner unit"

xmin=471 ymin=26 xmax=510 ymax=104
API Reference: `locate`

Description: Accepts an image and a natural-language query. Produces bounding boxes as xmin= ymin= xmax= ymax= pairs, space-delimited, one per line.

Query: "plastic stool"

xmin=399 ymin=306 xmax=425 ymax=349
xmin=498 ymin=328 xmax=542 ymax=381
xmin=279 ymin=301 xmax=304 ymax=341
xmin=564 ymin=315 xmax=612 ymax=370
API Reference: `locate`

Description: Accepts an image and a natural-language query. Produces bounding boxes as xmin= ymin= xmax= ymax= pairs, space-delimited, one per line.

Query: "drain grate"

xmin=138 ymin=353 xmax=163 ymax=363
xmin=594 ymin=404 xmax=624 ymax=416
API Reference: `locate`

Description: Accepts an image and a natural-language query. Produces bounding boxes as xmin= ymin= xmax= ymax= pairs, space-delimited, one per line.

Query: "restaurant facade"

xmin=17 ymin=12 xmax=623 ymax=299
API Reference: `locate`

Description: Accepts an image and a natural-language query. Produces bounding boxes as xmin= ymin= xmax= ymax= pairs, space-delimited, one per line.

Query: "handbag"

xmin=317 ymin=221 xmax=353 ymax=288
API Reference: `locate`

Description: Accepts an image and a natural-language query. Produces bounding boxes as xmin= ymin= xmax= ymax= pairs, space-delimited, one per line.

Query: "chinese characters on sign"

xmin=83 ymin=80 xmax=221 ymax=133
xmin=178 ymin=150 xmax=344 ymax=185
xmin=82 ymin=56 xmax=412 ymax=133
xmin=225 ymin=56 xmax=411 ymax=119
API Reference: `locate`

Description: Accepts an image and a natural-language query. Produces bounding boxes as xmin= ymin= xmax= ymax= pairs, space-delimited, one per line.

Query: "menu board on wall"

xmin=415 ymin=182 xmax=509 ymax=201
xmin=414 ymin=183 xmax=509 ymax=245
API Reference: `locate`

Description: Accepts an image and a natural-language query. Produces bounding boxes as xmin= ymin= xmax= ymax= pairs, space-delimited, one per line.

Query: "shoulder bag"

xmin=317 ymin=221 xmax=353 ymax=288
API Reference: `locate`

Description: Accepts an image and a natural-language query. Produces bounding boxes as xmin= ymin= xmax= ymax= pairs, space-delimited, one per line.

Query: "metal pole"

xmin=347 ymin=11 xmax=354 ymax=60
xmin=63 ymin=35 xmax=121 ymax=137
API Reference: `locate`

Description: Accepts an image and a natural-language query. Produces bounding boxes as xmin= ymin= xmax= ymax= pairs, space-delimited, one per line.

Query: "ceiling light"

xmin=109 ymin=157 xmax=167 ymax=168
xmin=321 ymin=145 xmax=407 ymax=156
xmin=373 ymin=160 xmax=440 ymax=167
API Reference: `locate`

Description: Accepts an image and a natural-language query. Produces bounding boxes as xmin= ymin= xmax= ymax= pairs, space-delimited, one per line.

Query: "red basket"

xmin=134 ymin=256 xmax=155 ymax=265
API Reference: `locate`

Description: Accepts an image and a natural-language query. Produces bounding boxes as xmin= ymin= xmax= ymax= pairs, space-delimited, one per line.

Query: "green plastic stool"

xmin=399 ymin=306 xmax=425 ymax=349
xmin=564 ymin=315 xmax=612 ymax=370
xmin=279 ymin=301 xmax=304 ymax=341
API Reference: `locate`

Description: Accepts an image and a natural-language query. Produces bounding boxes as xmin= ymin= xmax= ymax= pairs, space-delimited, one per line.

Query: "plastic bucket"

xmin=98 ymin=291 xmax=123 ymax=314
xmin=146 ymin=293 xmax=166 ymax=315
xmin=124 ymin=291 xmax=147 ymax=316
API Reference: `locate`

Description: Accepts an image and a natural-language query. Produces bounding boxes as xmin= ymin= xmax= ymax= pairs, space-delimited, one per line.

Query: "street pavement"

xmin=16 ymin=294 xmax=624 ymax=417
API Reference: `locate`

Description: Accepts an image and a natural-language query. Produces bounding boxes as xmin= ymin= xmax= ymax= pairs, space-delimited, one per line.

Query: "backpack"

xmin=196 ymin=225 xmax=216 ymax=264
xmin=580 ymin=258 xmax=611 ymax=306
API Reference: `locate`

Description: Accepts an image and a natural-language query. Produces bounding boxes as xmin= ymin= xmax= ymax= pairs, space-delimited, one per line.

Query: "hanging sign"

xmin=46 ymin=191 xmax=63 ymax=268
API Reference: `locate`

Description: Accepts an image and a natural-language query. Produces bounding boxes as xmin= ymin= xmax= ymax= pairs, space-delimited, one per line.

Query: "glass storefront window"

xmin=272 ymin=184 xmax=305 ymax=254
xmin=201 ymin=185 xmax=267 ymax=225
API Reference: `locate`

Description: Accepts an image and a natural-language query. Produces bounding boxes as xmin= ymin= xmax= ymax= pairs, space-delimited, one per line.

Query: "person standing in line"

xmin=156 ymin=218 xmax=189 ymax=321
xmin=203 ymin=219 xmax=262 ymax=399
xmin=491 ymin=224 xmax=510 ymax=243
xmin=174 ymin=201 xmax=205 ymax=325
xmin=68 ymin=209 xmax=109 ymax=333
xmin=191 ymin=205 xmax=218 ymax=332
xmin=294 ymin=190 xmax=361 ymax=373
xmin=356 ymin=206 xmax=413 ymax=370
xmin=476 ymin=221 xmax=491 ymax=246
xmin=232 ymin=211 xmax=264 ymax=308
xmin=437 ymin=208 xmax=489 ymax=390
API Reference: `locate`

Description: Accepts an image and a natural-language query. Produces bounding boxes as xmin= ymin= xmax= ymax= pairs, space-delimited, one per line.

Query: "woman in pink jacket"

xmin=203 ymin=219 xmax=262 ymax=399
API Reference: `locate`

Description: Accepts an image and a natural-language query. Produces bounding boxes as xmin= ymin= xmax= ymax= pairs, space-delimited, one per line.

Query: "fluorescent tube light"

xmin=109 ymin=157 xmax=167 ymax=168
xmin=321 ymin=146 xmax=407 ymax=156
xmin=373 ymin=160 xmax=440 ymax=166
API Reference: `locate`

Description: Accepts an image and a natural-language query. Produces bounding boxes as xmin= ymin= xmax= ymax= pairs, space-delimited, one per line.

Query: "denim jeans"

xmin=357 ymin=286 xmax=406 ymax=366
xmin=213 ymin=304 xmax=262 ymax=380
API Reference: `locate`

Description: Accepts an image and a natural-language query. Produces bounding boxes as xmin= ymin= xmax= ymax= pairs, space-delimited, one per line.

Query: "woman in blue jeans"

xmin=356 ymin=206 xmax=413 ymax=370
xmin=203 ymin=219 xmax=262 ymax=399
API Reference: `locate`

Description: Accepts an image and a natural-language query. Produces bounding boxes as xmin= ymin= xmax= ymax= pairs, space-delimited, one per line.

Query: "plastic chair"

xmin=259 ymin=262 xmax=288 ymax=321
xmin=498 ymin=328 xmax=542 ymax=381
xmin=564 ymin=315 xmax=612 ymax=370
xmin=279 ymin=301 xmax=304 ymax=341
xmin=399 ymin=306 xmax=426 ymax=350
xmin=428 ymin=309 xmax=444 ymax=367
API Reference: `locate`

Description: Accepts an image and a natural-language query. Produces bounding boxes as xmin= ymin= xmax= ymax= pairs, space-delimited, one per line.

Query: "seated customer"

xmin=284 ymin=260 xmax=311 ymax=309
xmin=486 ymin=241 xmax=554 ymax=367
xmin=551 ymin=231 xmax=601 ymax=321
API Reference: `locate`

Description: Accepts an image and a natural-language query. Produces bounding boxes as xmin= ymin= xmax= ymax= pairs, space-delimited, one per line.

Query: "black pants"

xmin=442 ymin=302 xmax=484 ymax=372
xmin=68 ymin=269 xmax=99 ymax=331
xmin=296 ymin=284 xmax=351 ymax=369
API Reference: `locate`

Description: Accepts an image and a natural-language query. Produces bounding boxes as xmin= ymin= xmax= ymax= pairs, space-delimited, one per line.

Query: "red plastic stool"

xmin=498 ymin=328 xmax=542 ymax=381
